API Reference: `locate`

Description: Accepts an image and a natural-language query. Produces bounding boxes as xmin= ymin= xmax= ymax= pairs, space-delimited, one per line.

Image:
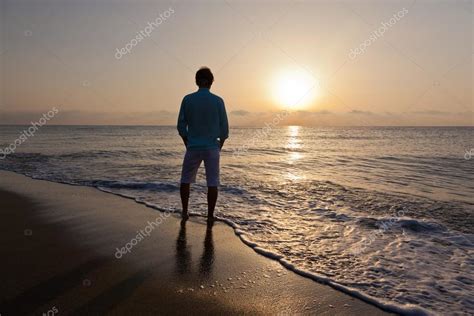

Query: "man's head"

xmin=195 ymin=67 xmax=214 ymax=88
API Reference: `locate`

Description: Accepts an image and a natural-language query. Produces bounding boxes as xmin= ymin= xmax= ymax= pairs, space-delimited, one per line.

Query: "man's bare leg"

xmin=207 ymin=186 xmax=218 ymax=221
xmin=180 ymin=183 xmax=190 ymax=220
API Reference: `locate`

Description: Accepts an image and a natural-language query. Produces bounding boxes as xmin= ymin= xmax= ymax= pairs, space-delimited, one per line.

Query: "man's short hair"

xmin=195 ymin=67 xmax=214 ymax=88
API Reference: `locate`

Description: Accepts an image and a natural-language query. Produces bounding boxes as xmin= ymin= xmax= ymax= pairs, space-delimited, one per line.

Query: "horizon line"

xmin=0 ymin=124 xmax=472 ymax=128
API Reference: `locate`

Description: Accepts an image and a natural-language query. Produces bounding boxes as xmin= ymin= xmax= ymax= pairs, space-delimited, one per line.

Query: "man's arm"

xmin=181 ymin=135 xmax=188 ymax=147
xmin=177 ymin=97 xmax=188 ymax=147
xmin=218 ymin=99 xmax=229 ymax=149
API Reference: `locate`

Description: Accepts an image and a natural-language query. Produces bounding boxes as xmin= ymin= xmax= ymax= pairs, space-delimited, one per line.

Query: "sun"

xmin=271 ymin=68 xmax=318 ymax=109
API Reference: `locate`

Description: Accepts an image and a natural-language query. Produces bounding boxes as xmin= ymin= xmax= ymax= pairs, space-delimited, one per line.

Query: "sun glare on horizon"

xmin=271 ymin=68 xmax=319 ymax=110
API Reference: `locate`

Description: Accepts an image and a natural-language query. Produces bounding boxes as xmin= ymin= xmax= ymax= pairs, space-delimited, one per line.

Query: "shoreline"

xmin=0 ymin=170 xmax=393 ymax=315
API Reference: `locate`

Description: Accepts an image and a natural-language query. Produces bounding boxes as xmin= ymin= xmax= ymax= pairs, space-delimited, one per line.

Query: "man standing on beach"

xmin=177 ymin=67 xmax=229 ymax=222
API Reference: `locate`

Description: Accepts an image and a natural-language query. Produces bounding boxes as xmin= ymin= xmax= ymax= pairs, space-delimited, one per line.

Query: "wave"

xmin=213 ymin=212 xmax=432 ymax=316
xmin=0 ymin=168 xmax=463 ymax=315
xmin=3 ymin=150 xmax=180 ymax=162
xmin=90 ymin=180 xmax=178 ymax=192
xmin=397 ymin=219 xmax=446 ymax=233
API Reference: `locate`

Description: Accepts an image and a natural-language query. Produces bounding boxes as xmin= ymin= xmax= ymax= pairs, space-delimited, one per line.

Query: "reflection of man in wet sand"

xmin=175 ymin=221 xmax=214 ymax=277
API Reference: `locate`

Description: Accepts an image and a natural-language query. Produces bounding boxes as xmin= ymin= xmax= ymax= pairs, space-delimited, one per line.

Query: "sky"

xmin=0 ymin=0 xmax=472 ymax=126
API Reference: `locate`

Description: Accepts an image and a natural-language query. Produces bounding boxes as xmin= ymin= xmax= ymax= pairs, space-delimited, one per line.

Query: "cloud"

xmin=0 ymin=109 xmax=472 ymax=126
xmin=293 ymin=110 xmax=333 ymax=115
xmin=230 ymin=110 xmax=250 ymax=116
xmin=410 ymin=110 xmax=474 ymax=116
xmin=349 ymin=110 xmax=374 ymax=115
xmin=313 ymin=110 xmax=333 ymax=115
xmin=411 ymin=110 xmax=447 ymax=116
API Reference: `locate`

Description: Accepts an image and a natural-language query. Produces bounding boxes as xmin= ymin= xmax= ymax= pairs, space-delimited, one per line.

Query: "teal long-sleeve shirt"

xmin=177 ymin=88 xmax=229 ymax=151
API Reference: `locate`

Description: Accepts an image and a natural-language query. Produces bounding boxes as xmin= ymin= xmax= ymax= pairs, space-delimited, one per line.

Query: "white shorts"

xmin=180 ymin=149 xmax=220 ymax=187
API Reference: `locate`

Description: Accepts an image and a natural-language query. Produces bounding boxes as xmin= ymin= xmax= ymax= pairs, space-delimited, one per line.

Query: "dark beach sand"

xmin=0 ymin=171 xmax=392 ymax=315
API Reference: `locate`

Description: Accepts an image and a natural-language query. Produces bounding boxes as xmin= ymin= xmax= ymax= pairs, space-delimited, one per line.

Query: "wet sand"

xmin=0 ymin=171 xmax=392 ymax=315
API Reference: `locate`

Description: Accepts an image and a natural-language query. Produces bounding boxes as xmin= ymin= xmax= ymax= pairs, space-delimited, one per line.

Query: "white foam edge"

xmin=3 ymin=170 xmax=434 ymax=316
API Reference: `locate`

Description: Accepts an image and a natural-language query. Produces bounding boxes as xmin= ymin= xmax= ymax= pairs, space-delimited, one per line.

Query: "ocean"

xmin=0 ymin=125 xmax=472 ymax=315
